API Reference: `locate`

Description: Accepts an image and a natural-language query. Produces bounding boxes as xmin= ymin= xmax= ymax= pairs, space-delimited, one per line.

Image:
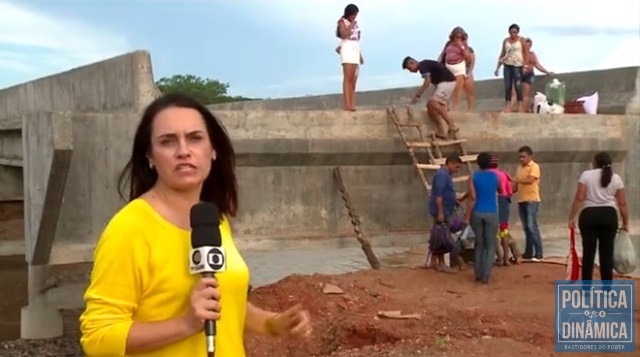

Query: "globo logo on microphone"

xmin=189 ymin=246 xmax=227 ymax=274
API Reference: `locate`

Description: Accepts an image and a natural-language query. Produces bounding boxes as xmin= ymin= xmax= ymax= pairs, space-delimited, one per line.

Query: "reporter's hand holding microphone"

xmin=182 ymin=277 xmax=222 ymax=335
xmin=188 ymin=202 xmax=313 ymax=356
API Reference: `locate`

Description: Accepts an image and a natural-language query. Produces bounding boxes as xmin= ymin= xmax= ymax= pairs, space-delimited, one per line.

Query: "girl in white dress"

xmin=335 ymin=4 xmax=363 ymax=111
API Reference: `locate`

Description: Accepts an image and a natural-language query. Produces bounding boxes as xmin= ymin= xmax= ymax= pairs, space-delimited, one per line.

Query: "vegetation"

xmin=155 ymin=74 xmax=255 ymax=104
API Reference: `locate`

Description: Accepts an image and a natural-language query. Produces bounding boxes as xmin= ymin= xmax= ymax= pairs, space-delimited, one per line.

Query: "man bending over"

xmin=402 ymin=56 xmax=459 ymax=139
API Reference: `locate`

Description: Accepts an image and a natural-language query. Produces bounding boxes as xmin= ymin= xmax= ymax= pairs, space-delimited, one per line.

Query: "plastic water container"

xmin=545 ymin=78 xmax=566 ymax=106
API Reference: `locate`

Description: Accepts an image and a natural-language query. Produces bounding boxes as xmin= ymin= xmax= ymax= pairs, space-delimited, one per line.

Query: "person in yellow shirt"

xmin=79 ymin=93 xmax=312 ymax=357
xmin=512 ymin=145 xmax=543 ymax=261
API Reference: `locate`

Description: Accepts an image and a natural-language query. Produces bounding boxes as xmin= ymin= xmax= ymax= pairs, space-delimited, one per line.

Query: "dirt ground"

xmin=2 ymin=201 xmax=638 ymax=356
xmin=1 ymin=261 xmax=638 ymax=356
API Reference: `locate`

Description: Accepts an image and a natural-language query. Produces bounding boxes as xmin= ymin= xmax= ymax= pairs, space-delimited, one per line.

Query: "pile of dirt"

xmin=1 ymin=263 xmax=638 ymax=356
xmin=245 ymin=262 xmax=640 ymax=356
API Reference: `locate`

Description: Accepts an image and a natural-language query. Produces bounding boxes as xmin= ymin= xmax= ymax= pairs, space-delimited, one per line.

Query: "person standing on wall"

xmin=509 ymin=38 xmax=554 ymax=112
xmin=512 ymin=145 xmax=543 ymax=261
xmin=79 ymin=93 xmax=312 ymax=357
xmin=437 ymin=27 xmax=473 ymax=112
xmin=336 ymin=3 xmax=363 ymax=112
xmin=494 ymin=24 xmax=529 ymax=113
xmin=568 ymin=151 xmax=629 ymax=281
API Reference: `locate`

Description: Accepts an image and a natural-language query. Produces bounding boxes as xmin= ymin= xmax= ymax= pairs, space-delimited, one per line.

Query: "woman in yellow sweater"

xmin=79 ymin=93 xmax=312 ymax=357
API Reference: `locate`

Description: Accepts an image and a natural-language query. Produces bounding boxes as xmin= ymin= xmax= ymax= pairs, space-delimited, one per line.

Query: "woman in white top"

xmin=335 ymin=3 xmax=363 ymax=112
xmin=494 ymin=24 xmax=529 ymax=113
xmin=568 ymin=151 xmax=629 ymax=281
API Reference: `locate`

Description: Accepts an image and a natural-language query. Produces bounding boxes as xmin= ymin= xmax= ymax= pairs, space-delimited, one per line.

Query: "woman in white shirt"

xmin=568 ymin=151 xmax=629 ymax=281
xmin=335 ymin=3 xmax=363 ymax=112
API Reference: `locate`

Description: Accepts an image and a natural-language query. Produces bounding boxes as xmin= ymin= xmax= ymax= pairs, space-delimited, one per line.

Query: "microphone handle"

xmin=203 ymin=272 xmax=216 ymax=357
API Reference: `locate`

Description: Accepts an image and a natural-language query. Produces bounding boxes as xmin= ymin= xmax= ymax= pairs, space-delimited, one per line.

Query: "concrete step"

xmin=0 ymin=239 xmax=24 ymax=256
xmin=0 ymin=158 xmax=23 ymax=167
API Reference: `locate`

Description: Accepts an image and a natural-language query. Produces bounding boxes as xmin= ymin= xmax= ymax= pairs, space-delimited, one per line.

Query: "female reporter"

xmin=79 ymin=93 xmax=312 ymax=356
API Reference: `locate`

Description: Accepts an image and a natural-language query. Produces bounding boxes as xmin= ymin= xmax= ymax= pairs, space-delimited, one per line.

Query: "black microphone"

xmin=189 ymin=202 xmax=226 ymax=357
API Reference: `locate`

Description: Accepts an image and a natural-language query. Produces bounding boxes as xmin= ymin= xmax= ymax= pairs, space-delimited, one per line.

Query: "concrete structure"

xmin=0 ymin=49 xmax=638 ymax=339
xmin=210 ymin=66 xmax=638 ymax=115
xmin=0 ymin=51 xmax=160 ymax=339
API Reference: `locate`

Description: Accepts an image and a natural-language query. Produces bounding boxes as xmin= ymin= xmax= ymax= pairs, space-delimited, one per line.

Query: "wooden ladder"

xmin=386 ymin=105 xmax=477 ymax=195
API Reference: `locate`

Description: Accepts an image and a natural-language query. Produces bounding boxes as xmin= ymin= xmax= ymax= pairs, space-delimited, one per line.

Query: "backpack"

xmin=429 ymin=222 xmax=454 ymax=255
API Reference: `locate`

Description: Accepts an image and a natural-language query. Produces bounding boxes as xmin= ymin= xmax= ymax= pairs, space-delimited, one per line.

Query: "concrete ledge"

xmin=0 ymin=164 xmax=23 ymax=201
xmin=216 ymin=109 xmax=627 ymax=140
xmin=0 ymin=117 xmax=21 ymax=131
xmin=0 ymin=239 xmax=24 ymax=256
xmin=210 ymin=66 xmax=640 ymax=114
xmin=0 ymin=158 xmax=22 ymax=167
xmin=0 ymin=50 xmax=159 ymax=119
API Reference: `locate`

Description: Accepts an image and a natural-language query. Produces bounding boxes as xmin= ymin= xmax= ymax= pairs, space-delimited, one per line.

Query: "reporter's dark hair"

xmin=117 ymin=92 xmax=238 ymax=217
xmin=593 ymin=151 xmax=613 ymax=188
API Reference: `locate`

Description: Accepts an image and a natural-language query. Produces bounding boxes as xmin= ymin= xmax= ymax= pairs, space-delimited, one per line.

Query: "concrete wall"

xmin=0 ymin=51 xmax=159 ymax=119
xmin=0 ymin=51 xmax=160 ymax=202
xmin=210 ymin=66 xmax=640 ymax=115
xmin=211 ymin=110 xmax=634 ymax=249
xmin=624 ymin=68 xmax=640 ymax=223
xmin=27 ymin=112 xmax=140 ymax=265
xmin=27 ymin=108 xmax=633 ymax=264
xmin=1 ymin=52 xmax=637 ymax=338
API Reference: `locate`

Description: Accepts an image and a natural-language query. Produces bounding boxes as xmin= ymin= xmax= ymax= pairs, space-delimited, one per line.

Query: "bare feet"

xmin=435 ymin=132 xmax=447 ymax=140
xmin=447 ymin=127 xmax=460 ymax=139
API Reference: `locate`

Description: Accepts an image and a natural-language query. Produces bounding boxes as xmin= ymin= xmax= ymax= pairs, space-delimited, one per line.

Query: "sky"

xmin=0 ymin=0 xmax=639 ymax=99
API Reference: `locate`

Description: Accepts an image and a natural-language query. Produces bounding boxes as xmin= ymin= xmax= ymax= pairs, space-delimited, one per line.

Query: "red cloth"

xmin=566 ymin=226 xmax=581 ymax=280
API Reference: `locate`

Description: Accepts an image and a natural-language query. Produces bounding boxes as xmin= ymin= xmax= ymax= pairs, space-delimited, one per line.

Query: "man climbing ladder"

xmin=402 ymin=56 xmax=460 ymax=140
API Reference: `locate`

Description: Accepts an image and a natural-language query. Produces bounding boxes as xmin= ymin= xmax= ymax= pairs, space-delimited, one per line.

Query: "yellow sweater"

xmin=79 ymin=199 xmax=250 ymax=357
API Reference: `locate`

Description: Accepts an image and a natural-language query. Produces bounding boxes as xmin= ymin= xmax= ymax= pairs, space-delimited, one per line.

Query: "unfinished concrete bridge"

xmin=0 ymin=50 xmax=638 ymax=339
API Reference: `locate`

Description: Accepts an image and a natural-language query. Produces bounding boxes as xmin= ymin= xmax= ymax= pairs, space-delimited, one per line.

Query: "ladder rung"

xmin=406 ymin=141 xmax=431 ymax=148
xmin=431 ymin=138 xmax=468 ymax=146
xmin=396 ymin=122 xmax=422 ymax=127
xmin=433 ymin=154 xmax=478 ymax=165
xmin=406 ymin=138 xmax=468 ymax=148
xmin=452 ymin=175 xmax=469 ymax=183
xmin=417 ymin=163 xmax=441 ymax=170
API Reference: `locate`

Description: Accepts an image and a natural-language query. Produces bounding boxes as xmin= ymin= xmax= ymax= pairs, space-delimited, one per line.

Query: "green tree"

xmin=155 ymin=74 xmax=253 ymax=104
